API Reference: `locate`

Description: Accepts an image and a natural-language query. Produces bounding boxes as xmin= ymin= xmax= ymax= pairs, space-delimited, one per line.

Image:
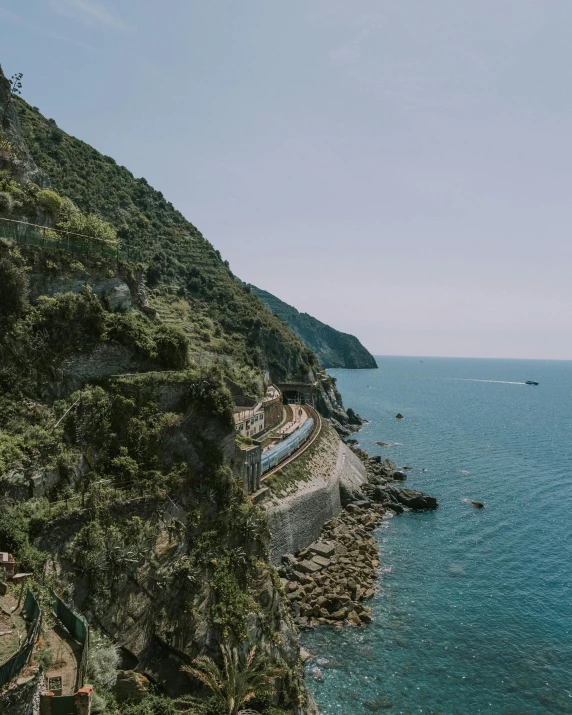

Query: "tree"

xmin=2 ymin=72 xmax=23 ymax=127
xmin=179 ymin=644 xmax=284 ymax=715
xmin=0 ymin=258 xmax=29 ymax=327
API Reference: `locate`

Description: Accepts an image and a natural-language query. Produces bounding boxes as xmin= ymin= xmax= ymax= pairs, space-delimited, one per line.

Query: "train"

xmin=261 ymin=417 xmax=315 ymax=475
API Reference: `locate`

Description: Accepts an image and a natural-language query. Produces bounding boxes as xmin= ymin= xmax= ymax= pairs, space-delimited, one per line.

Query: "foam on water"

xmin=303 ymin=357 xmax=572 ymax=715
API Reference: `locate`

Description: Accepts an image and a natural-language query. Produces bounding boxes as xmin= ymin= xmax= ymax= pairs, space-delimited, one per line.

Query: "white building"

xmin=233 ymin=405 xmax=265 ymax=438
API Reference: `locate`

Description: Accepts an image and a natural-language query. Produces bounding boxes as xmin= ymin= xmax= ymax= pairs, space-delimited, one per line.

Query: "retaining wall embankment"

xmin=265 ymin=436 xmax=368 ymax=563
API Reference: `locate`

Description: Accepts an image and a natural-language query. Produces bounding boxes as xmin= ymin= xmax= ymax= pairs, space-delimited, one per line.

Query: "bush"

xmin=120 ymin=695 xmax=177 ymax=715
xmin=36 ymin=188 xmax=63 ymax=215
xmin=35 ymin=646 xmax=53 ymax=671
xmin=0 ymin=190 xmax=13 ymax=213
xmin=154 ymin=324 xmax=189 ymax=369
xmin=88 ymin=631 xmax=120 ymax=689
xmin=57 ymin=197 xmax=117 ymax=244
xmin=0 ymin=257 xmax=29 ymax=322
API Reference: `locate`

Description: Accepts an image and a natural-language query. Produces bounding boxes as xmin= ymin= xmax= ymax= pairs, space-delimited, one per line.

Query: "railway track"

xmin=261 ymin=404 xmax=322 ymax=480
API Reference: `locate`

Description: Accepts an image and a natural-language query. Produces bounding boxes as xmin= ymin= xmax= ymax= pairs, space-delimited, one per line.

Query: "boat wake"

xmin=447 ymin=378 xmax=526 ymax=385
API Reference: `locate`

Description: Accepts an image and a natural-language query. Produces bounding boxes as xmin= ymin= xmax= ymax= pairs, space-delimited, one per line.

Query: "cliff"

xmin=250 ymin=285 xmax=377 ymax=370
xmin=0 ymin=66 xmax=325 ymax=714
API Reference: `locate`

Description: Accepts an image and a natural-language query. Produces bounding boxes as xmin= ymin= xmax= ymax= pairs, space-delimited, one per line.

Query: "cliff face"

xmin=250 ymin=285 xmax=377 ymax=370
xmin=11 ymin=94 xmax=319 ymax=386
xmin=0 ymin=67 xmax=324 ymax=713
xmin=0 ymin=246 xmax=312 ymax=713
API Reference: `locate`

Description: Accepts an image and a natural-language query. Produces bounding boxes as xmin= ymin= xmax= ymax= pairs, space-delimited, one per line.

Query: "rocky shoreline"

xmin=279 ymin=446 xmax=438 ymax=630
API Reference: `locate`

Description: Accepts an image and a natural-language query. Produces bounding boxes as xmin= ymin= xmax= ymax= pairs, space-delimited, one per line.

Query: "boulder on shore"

xmin=391 ymin=470 xmax=407 ymax=481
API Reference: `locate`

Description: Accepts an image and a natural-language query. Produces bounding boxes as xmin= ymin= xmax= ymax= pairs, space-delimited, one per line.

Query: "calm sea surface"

xmin=303 ymin=356 xmax=572 ymax=715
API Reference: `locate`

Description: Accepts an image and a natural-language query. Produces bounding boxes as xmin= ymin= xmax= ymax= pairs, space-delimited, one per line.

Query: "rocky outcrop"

xmin=113 ymin=670 xmax=151 ymax=703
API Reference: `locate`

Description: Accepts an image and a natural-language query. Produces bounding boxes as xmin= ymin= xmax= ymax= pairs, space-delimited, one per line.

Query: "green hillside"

xmin=0 ymin=67 xmax=323 ymax=713
xmin=14 ymin=98 xmax=316 ymax=383
xmin=250 ymin=285 xmax=377 ymax=369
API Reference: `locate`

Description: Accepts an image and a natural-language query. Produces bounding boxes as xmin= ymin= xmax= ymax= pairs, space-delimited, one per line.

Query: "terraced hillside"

xmin=14 ymin=97 xmax=317 ymax=383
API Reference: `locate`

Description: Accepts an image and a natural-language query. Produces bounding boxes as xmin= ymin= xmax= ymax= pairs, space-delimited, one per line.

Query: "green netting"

xmin=50 ymin=695 xmax=77 ymax=715
xmin=0 ymin=591 xmax=41 ymax=688
xmin=0 ymin=218 xmax=140 ymax=262
xmin=23 ymin=589 xmax=40 ymax=622
xmin=51 ymin=590 xmax=87 ymax=645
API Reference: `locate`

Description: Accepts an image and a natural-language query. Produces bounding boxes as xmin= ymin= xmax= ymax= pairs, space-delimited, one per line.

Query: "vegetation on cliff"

xmin=13 ymin=98 xmax=318 ymax=382
xmin=0 ymin=68 xmax=316 ymax=714
xmin=250 ymin=285 xmax=377 ymax=370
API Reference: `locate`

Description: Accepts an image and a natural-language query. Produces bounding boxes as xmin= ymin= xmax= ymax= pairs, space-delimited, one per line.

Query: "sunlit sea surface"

xmin=302 ymin=357 xmax=572 ymax=715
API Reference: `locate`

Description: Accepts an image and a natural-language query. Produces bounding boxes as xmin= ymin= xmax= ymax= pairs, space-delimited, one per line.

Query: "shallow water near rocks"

xmin=302 ymin=356 xmax=572 ymax=715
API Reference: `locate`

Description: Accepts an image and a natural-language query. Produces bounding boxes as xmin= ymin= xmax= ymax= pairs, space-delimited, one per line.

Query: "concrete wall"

xmin=265 ymin=435 xmax=368 ymax=563
xmin=263 ymin=397 xmax=282 ymax=430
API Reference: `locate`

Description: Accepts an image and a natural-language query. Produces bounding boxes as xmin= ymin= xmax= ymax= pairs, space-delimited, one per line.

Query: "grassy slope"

xmin=250 ymin=285 xmax=377 ymax=369
xmin=15 ymin=98 xmax=317 ymax=382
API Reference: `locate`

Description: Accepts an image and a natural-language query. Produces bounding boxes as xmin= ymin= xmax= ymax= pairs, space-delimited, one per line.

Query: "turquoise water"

xmin=303 ymin=357 xmax=572 ymax=715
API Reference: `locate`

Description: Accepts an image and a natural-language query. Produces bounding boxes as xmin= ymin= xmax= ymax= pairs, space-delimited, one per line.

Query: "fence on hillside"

xmin=50 ymin=590 xmax=89 ymax=691
xmin=0 ymin=217 xmax=141 ymax=262
xmin=0 ymin=591 xmax=42 ymax=688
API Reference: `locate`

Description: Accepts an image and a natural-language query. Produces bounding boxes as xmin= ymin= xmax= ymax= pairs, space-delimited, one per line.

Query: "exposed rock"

xmin=391 ymin=470 xmax=407 ymax=481
xmin=466 ymin=499 xmax=485 ymax=509
xmin=330 ymin=418 xmax=353 ymax=437
xmin=346 ymin=408 xmax=365 ymax=426
xmin=104 ymin=278 xmax=132 ymax=312
xmin=310 ymin=667 xmax=324 ymax=683
xmin=113 ymin=670 xmax=151 ymax=703
xmin=309 ymin=542 xmax=335 ymax=558
xmin=311 ymin=555 xmax=331 ymax=569
xmin=395 ymin=413 xmax=404 ymax=419
xmin=297 ymin=559 xmax=322 ymax=574
xmin=390 ymin=487 xmax=438 ymax=510
xmin=364 ymin=697 xmax=393 ymax=711
xmin=282 ymin=553 xmax=298 ymax=568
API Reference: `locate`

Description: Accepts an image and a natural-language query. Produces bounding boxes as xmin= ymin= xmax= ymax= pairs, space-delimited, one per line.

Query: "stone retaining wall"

xmin=265 ymin=436 xmax=368 ymax=563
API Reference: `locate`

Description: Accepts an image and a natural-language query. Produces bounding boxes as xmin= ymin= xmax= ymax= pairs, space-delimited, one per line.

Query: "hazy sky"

xmin=1 ymin=0 xmax=571 ymax=359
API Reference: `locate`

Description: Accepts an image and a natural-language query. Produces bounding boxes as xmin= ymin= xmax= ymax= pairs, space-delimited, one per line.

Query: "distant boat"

xmin=525 ymin=381 xmax=539 ymax=385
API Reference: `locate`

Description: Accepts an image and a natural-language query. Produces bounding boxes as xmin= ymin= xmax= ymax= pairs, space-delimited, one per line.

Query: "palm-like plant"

xmin=179 ymin=643 xmax=284 ymax=715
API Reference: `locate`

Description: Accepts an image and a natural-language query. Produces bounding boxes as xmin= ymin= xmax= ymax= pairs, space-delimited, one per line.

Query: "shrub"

xmin=154 ymin=324 xmax=189 ymax=369
xmin=88 ymin=631 xmax=120 ymax=689
xmin=120 ymin=695 xmax=177 ymax=715
xmin=0 ymin=190 xmax=12 ymax=213
xmin=35 ymin=646 xmax=53 ymax=671
xmin=57 ymin=197 xmax=117 ymax=244
xmin=36 ymin=188 xmax=63 ymax=215
xmin=0 ymin=257 xmax=29 ymax=322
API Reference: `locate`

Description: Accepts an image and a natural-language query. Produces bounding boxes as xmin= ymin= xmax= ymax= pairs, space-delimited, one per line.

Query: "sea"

xmin=302 ymin=356 xmax=572 ymax=715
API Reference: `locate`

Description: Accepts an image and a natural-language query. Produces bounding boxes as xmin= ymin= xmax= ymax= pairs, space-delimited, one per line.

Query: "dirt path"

xmin=43 ymin=623 xmax=81 ymax=695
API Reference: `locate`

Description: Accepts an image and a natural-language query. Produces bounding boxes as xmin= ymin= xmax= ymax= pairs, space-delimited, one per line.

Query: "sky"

xmin=1 ymin=0 xmax=571 ymax=360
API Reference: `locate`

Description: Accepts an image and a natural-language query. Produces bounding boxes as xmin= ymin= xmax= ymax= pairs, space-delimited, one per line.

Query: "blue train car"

xmin=261 ymin=418 xmax=315 ymax=475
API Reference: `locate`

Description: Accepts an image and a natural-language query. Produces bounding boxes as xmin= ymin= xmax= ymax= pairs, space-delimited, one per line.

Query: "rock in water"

xmin=395 ymin=413 xmax=404 ymax=419
xmin=311 ymin=666 xmax=324 ymax=682
xmin=390 ymin=487 xmax=438 ymax=510
xmin=465 ymin=499 xmax=485 ymax=509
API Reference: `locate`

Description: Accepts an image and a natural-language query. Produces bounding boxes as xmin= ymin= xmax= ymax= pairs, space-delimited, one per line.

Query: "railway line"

xmin=261 ymin=404 xmax=322 ymax=481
